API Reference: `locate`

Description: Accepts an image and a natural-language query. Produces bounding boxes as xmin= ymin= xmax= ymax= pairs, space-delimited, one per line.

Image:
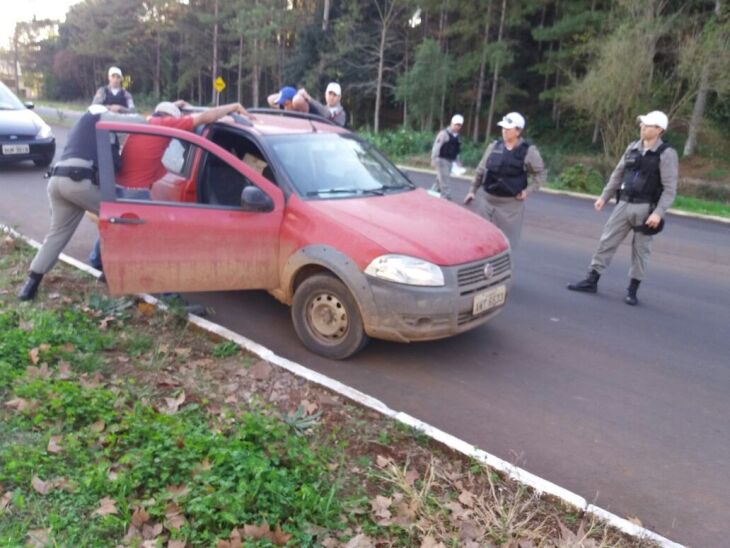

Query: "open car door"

xmin=96 ymin=121 xmax=285 ymax=295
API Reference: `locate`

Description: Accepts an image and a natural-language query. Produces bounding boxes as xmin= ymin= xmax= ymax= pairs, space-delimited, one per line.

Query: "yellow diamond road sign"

xmin=214 ymin=77 xmax=226 ymax=93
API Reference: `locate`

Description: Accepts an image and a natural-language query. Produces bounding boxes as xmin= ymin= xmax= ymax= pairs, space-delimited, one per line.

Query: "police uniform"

xmin=17 ymin=106 xmax=119 ymax=300
xmin=567 ymin=135 xmax=678 ymax=304
xmin=470 ymin=138 xmax=546 ymax=249
xmin=430 ymin=128 xmax=461 ymax=200
xmin=92 ymin=85 xmax=135 ymax=113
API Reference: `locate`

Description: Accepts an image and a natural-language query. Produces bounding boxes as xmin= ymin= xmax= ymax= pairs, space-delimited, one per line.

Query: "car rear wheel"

xmin=33 ymin=155 xmax=53 ymax=168
xmin=292 ymin=273 xmax=370 ymax=359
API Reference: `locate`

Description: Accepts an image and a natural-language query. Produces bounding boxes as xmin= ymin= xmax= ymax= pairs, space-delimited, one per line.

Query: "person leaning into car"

xmin=567 ymin=110 xmax=678 ymax=306
xmin=115 ymin=100 xmax=254 ymax=192
xmin=464 ymin=112 xmax=546 ymax=249
xmin=17 ymin=105 xmax=137 ymax=301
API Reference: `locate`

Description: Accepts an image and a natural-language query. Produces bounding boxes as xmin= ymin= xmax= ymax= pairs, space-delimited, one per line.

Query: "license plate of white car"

xmin=472 ymin=285 xmax=506 ymax=315
xmin=2 ymin=144 xmax=30 ymax=155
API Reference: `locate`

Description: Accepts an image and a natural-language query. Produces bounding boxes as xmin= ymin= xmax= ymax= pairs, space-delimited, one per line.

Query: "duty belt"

xmin=46 ymin=165 xmax=98 ymax=185
xmin=619 ymin=194 xmax=652 ymax=204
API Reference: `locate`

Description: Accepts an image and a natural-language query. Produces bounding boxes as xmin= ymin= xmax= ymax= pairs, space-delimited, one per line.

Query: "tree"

xmin=681 ymin=0 xmax=729 ymax=156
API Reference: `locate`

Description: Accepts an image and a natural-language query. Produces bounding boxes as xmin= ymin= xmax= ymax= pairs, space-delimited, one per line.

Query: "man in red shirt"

xmin=116 ymin=100 xmax=253 ymax=190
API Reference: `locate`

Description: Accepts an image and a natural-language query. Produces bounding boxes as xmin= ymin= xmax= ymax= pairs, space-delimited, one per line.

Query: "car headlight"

xmin=36 ymin=124 xmax=53 ymax=140
xmin=364 ymin=254 xmax=444 ymax=287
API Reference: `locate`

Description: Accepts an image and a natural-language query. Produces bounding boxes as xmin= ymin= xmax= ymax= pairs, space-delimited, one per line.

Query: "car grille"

xmin=457 ymin=252 xmax=511 ymax=296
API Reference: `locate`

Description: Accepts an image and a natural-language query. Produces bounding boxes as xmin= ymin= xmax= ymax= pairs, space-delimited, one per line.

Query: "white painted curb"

xmin=398 ymin=164 xmax=730 ymax=226
xmin=2 ymin=223 xmax=684 ymax=548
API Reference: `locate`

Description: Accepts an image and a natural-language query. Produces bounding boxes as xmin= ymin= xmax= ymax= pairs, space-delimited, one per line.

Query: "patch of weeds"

xmin=1 ymin=374 xmax=345 ymax=546
xmin=0 ymin=307 xmax=114 ymax=387
xmin=211 ymin=340 xmax=240 ymax=358
xmin=123 ymin=333 xmax=154 ymax=357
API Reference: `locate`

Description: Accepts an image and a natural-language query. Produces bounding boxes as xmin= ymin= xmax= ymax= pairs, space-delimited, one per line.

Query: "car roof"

xmin=216 ymin=110 xmax=349 ymax=137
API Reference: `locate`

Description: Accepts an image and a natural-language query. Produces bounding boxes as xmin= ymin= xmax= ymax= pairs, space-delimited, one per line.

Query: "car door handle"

xmin=108 ymin=216 xmax=146 ymax=225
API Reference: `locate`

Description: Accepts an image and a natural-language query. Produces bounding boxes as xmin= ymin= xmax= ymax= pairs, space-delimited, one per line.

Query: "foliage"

xmin=552 ymin=163 xmax=605 ymax=195
xmin=360 ymin=128 xmax=484 ymax=167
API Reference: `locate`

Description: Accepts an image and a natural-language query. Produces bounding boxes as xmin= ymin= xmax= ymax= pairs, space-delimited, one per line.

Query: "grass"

xmin=0 ymin=234 xmax=658 ymax=547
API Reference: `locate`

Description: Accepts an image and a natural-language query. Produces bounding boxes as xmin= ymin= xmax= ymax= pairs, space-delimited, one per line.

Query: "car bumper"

xmin=363 ymin=251 xmax=512 ymax=342
xmin=0 ymin=138 xmax=55 ymax=164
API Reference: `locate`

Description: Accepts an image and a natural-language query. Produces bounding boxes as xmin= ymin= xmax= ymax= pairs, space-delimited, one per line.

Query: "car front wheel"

xmin=292 ymin=273 xmax=370 ymax=359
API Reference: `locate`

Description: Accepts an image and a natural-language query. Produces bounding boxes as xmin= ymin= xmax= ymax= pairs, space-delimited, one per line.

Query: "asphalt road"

xmin=2 ymin=125 xmax=729 ymax=546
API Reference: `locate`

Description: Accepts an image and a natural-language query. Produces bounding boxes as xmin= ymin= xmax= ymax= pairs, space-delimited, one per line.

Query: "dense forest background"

xmin=2 ymin=0 xmax=728 ymax=163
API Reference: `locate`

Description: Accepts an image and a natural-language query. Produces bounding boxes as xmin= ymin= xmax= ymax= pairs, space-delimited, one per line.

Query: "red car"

xmin=96 ymin=111 xmax=511 ymax=359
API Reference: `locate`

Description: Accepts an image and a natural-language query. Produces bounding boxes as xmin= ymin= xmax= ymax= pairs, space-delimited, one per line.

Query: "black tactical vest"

xmin=101 ymin=86 xmax=128 ymax=107
xmin=439 ymin=131 xmax=461 ymax=160
xmin=621 ymin=141 xmax=670 ymax=203
xmin=484 ymin=140 xmax=530 ymax=197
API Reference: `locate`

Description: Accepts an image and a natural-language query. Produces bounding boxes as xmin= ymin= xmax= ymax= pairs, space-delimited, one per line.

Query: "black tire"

xmin=292 ymin=273 xmax=370 ymax=359
xmin=33 ymin=155 xmax=53 ymax=168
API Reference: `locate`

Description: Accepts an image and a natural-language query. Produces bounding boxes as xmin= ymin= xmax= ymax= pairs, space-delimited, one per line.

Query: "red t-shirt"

xmin=116 ymin=115 xmax=195 ymax=188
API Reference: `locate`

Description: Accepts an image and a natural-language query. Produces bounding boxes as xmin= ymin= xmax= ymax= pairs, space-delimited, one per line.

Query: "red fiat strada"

xmin=95 ymin=110 xmax=511 ymax=359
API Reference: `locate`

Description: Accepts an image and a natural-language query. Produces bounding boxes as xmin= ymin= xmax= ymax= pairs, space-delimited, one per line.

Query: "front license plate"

xmin=2 ymin=144 xmax=30 ymax=155
xmin=472 ymin=285 xmax=506 ymax=315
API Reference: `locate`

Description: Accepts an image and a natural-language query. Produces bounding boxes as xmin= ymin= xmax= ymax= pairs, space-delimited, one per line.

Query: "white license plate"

xmin=2 ymin=144 xmax=30 ymax=155
xmin=472 ymin=285 xmax=506 ymax=315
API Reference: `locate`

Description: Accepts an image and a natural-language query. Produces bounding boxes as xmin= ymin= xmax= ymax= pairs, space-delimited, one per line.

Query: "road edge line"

xmin=397 ymin=164 xmax=730 ymax=225
xmin=2 ymin=223 xmax=684 ymax=548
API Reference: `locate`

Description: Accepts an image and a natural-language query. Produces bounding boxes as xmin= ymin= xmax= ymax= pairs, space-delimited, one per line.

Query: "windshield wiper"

xmin=306 ymin=187 xmax=384 ymax=197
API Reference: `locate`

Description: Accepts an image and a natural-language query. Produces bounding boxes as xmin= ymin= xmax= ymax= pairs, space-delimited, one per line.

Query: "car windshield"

xmin=265 ymin=133 xmax=414 ymax=198
xmin=0 ymin=82 xmax=26 ymax=110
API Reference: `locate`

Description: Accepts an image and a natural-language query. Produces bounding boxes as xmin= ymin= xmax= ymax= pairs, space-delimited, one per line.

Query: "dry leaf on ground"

xmin=165 ymin=502 xmax=187 ymax=530
xmin=142 ymin=522 xmax=163 ymax=540
xmin=92 ymin=497 xmax=118 ymax=517
xmin=250 ymin=361 xmax=273 ymax=380
xmin=5 ymin=398 xmax=34 ymax=412
xmin=344 ymin=533 xmax=376 ymax=548
xmin=370 ymin=495 xmax=392 ymax=519
xmin=26 ymin=528 xmax=50 ymax=548
xmin=217 ymin=527 xmax=242 ymax=548
xmin=47 ymin=436 xmax=63 ymax=454
xmin=0 ymin=491 xmax=12 ymax=510
xmin=166 ymin=485 xmax=190 ymax=498
xmin=138 ymin=302 xmax=157 ymax=317
xmin=90 ymin=420 xmax=106 ymax=433
xmin=163 ymin=392 xmax=186 ymax=415
xmin=420 ymin=535 xmax=447 ymax=548
xmin=131 ymin=507 xmax=151 ymax=529
xmin=168 ymin=540 xmax=187 ymax=548
xmin=56 ymin=362 xmax=73 ymax=380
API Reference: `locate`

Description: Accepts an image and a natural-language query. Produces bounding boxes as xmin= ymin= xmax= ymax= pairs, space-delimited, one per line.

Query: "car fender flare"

xmin=277 ymin=245 xmax=379 ymax=330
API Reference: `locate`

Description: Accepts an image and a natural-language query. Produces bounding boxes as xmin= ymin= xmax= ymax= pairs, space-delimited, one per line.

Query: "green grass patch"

xmin=672 ymin=195 xmax=730 ymax=218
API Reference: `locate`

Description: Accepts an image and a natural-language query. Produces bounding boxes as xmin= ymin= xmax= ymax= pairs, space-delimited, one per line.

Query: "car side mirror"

xmin=241 ymin=186 xmax=273 ymax=212
xmin=24 ymin=102 xmax=35 ymax=110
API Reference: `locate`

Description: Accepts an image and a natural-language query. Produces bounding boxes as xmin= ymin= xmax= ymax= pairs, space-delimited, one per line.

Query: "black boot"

xmin=567 ymin=269 xmax=600 ymax=293
xmin=625 ymin=279 xmax=640 ymax=306
xmin=17 ymin=271 xmax=43 ymax=301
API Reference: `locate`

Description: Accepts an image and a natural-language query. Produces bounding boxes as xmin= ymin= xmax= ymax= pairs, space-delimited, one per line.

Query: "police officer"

xmin=430 ymin=114 xmax=464 ymax=200
xmin=464 ymin=112 xmax=546 ymax=249
xmin=567 ymin=110 xmax=678 ymax=306
xmin=92 ymin=66 xmax=135 ymax=113
xmin=17 ymin=105 xmax=120 ymax=301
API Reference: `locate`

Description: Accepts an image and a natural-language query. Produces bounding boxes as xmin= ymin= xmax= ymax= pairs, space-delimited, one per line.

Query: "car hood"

xmin=307 ymin=188 xmax=508 ymax=265
xmin=0 ymin=109 xmax=43 ymax=136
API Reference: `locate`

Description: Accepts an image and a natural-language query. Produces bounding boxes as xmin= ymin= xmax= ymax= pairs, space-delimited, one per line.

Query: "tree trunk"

xmin=322 ymin=0 xmax=331 ymax=31
xmin=212 ymin=0 xmax=219 ymax=105
xmin=237 ymin=32 xmax=243 ymax=104
xmin=486 ymin=0 xmax=507 ymax=140
xmin=154 ymin=31 xmax=161 ymax=100
xmin=438 ymin=0 xmax=449 ymax=128
xmin=472 ymin=0 xmax=493 ymax=141
xmin=684 ymin=64 xmax=709 ymax=157
xmin=12 ymin=36 xmax=20 ymax=96
xmin=592 ymin=122 xmax=600 ymax=145
xmin=374 ymin=22 xmax=387 ymax=133
xmin=552 ymin=40 xmax=562 ymax=129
